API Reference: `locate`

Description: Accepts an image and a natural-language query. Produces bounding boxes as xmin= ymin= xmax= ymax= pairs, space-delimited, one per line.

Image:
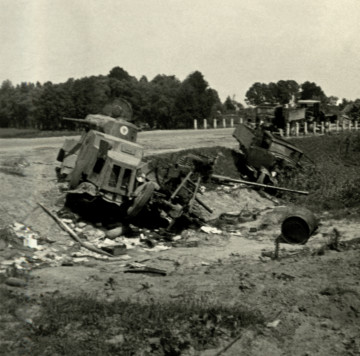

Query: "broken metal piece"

xmin=212 ymin=174 xmax=309 ymax=195
xmin=38 ymin=202 xmax=113 ymax=257
xmin=124 ymin=266 xmax=167 ymax=276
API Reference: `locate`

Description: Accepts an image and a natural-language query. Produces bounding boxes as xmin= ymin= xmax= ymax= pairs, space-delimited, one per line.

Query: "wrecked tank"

xmin=56 ymin=100 xmax=157 ymax=219
xmin=232 ymin=123 xmax=303 ymax=184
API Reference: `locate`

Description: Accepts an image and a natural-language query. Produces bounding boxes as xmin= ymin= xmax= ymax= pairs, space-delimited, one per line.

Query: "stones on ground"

xmin=266 ymin=319 xmax=281 ymax=328
xmin=101 ymin=243 xmax=127 ymax=256
xmin=0 ymin=238 xmax=7 ymax=250
xmin=95 ymin=229 xmax=106 ymax=239
xmin=105 ymin=334 xmax=124 ymax=346
xmin=5 ymin=277 xmax=27 ymax=287
xmin=82 ymin=227 xmax=106 ymax=241
xmin=61 ymin=218 xmax=73 ymax=225
xmin=106 ymin=226 xmax=124 ymax=239
xmin=200 ymin=226 xmax=222 ymax=234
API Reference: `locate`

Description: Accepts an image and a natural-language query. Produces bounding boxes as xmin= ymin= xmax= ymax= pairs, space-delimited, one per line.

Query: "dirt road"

xmin=0 ymin=128 xmax=235 ymax=155
xmin=0 ymin=128 xmax=236 ymax=221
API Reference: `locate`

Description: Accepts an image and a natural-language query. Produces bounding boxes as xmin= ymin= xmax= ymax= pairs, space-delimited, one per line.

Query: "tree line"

xmin=0 ymin=67 xmax=242 ymax=130
xmin=245 ymin=80 xmax=360 ymax=120
xmin=0 ymin=67 xmax=358 ymax=130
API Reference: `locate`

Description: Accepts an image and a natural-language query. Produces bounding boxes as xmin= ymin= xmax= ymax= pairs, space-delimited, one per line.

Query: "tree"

xmin=11 ymin=82 xmax=37 ymax=128
xmin=144 ymin=75 xmax=181 ymax=128
xmin=245 ymin=82 xmax=273 ymax=106
xmin=276 ymin=80 xmax=299 ymax=104
xmin=326 ymin=96 xmax=339 ymax=106
xmin=245 ymin=80 xmax=300 ymax=106
xmin=174 ymin=71 xmax=220 ymax=128
xmin=139 ymin=75 xmax=148 ymax=83
xmin=224 ymin=96 xmax=236 ymax=111
xmin=300 ymin=81 xmax=327 ymax=102
xmin=339 ymin=98 xmax=351 ymax=111
xmin=0 ymin=80 xmax=15 ymax=127
xmin=108 ymin=66 xmax=132 ymax=82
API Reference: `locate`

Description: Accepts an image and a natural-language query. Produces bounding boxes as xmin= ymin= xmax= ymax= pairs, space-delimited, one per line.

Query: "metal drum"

xmin=281 ymin=207 xmax=318 ymax=244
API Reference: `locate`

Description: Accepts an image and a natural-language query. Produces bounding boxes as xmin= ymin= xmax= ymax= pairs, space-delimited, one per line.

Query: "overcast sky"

xmin=0 ymin=0 xmax=359 ymax=103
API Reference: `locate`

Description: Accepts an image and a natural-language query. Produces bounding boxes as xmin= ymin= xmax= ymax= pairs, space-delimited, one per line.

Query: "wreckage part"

xmin=165 ymin=209 xmax=183 ymax=231
xmin=170 ymin=171 xmax=193 ymax=200
xmin=124 ymin=267 xmax=167 ymax=276
xmin=189 ymin=177 xmax=201 ymax=212
xmin=166 ymin=170 xmax=213 ymax=213
xmin=170 ymin=172 xmax=213 ymax=214
xmin=180 ymin=184 xmax=213 ymax=213
xmin=281 ymin=208 xmax=318 ymax=244
xmin=187 ymin=178 xmax=204 ymax=194
xmin=212 ymin=174 xmax=309 ymax=195
xmin=56 ymin=138 xmax=81 ymax=162
xmin=38 ymin=203 xmax=113 ymax=257
xmin=127 ymin=181 xmax=157 ymax=218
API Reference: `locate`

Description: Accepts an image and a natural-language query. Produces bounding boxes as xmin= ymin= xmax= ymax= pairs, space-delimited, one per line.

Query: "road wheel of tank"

xmin=127 ymin=181 xmax=157 ymax=218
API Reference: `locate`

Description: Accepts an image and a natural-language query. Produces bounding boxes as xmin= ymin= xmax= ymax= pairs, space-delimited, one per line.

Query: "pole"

xmin=203 ymin=119 xmax=207 ymax=129
xmin=211 ymin=174 xmax=309 ymax=195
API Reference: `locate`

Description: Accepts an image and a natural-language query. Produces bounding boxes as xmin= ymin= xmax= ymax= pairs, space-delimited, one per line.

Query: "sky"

xmin=0 ymin=0 xmax=359 ymax=103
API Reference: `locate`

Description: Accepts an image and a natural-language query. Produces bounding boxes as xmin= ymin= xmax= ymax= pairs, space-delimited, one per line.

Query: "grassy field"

xmin=0 ymin=286 xmax=264 ymax=356
xmin=281 ymin=131 xmax=360 ymax=214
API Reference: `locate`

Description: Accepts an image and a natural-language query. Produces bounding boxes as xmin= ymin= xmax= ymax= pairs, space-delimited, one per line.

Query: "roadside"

xmin=0 ymin=130 xmax=360 ymax=355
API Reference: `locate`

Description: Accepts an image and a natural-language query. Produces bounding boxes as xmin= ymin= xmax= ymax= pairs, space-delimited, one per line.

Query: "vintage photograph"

xmin=0 ymin=0 xmax=359 ymax=355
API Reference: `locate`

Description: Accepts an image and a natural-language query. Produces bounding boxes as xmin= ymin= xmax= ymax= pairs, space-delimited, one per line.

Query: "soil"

xmin=0 ymin=130 xmax=359 ymax=355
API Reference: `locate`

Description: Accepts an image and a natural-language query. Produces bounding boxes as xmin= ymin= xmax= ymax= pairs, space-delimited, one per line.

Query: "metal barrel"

xmin=281 ymin=207 xmax=318 ymax=244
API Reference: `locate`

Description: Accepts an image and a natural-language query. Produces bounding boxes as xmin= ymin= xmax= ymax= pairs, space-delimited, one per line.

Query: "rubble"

xmin=124 ymin=266 xmax=167 ymax=276
xmin=5 ymin=277 xmax=27 ymax=288
xmin=200 ymin=226 xmax=222 ymax=234
xmin=232 ymin=122 xmax=305 ymax=186
xmin=0 ymin=130 xmax=321 ymax=280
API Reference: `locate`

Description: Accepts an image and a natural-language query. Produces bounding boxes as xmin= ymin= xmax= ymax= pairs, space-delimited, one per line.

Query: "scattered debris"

xmin=5 ymin=277 xmax=27 ymax=288
xmin=38 ymin=202 xmax=113 ymax=257
xmin=124 ymin=266 xmax=167 ymax=276
xmin=0 ymin=157 xmax=30 ymax=176
xmin=105 ymin=334 xmax=125 ymax=346
xmin=212 ymin=174 xmax=309 ymax=195
xmin=106 ymin=226 xmax=125 ymax=239
xmin=200 ymin=226 xmax=222 ymax=234
xmin=266 ymin=319 xmax=281 ymax=328
xmin=101 ymin=243 xmax=127 ymax=256
xmin=272 ymin=272 xmax=295 ymax=281
xmin=232 ymin=123 xmax=304 ymax=186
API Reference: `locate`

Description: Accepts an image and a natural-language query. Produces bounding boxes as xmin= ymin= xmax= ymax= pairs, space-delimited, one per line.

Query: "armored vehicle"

xmin=56 ymin=102 xmax=157 ymax=218
xmin=232 ymin=123 xmax=303 ymax=184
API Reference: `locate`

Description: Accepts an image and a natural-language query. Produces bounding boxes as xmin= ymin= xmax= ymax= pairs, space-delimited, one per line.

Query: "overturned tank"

xmin=232 ymin=123 xmax=303 ymax=184
xmin=56 ymin=100 xmax=157 ymax=219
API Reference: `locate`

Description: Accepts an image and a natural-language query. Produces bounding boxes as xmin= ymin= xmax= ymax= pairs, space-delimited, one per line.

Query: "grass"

xmin=276 ymin=132 xmax=360 ymax=216
xmin=0 ymin=128 xmax=80 ymax=139
xmin=0 ymin=289 xmax=264 ymax=356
